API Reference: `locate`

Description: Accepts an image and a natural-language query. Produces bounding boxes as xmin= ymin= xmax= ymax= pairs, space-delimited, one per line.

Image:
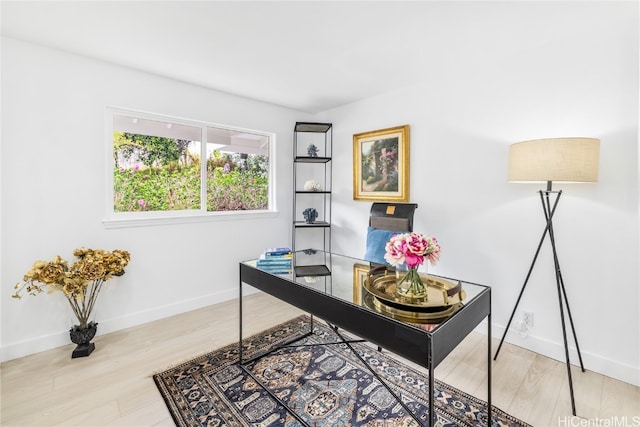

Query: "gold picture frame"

xmin=353 ymin=125 xmax=410 ymax=202
xmin=352 ymin=263 xmax=371 ymax=305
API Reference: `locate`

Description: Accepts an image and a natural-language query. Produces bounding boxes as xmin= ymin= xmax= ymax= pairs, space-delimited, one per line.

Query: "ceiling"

xmin=1 ymin=1 xmax=629 ymax=113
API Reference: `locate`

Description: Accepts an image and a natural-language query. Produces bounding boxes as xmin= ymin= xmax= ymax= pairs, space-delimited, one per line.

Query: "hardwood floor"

xmin=1 ymin=292 xmax=638 ymax=426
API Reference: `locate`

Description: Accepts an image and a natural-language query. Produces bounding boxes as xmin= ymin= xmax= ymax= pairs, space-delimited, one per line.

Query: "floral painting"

xmin=353 ymin=125 xmax=409 ymax=201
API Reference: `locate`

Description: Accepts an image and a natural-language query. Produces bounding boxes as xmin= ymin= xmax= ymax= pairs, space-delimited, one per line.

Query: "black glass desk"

xmin=239 ymin=250 xmax=492 ymax=426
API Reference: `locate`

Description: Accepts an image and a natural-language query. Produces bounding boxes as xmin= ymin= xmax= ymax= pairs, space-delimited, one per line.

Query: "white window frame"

xmin=103 ymin=107 xmax=277 ymax=229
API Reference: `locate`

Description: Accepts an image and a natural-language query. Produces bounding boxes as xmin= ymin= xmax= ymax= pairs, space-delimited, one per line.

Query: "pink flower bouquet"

xmin=384 ymin=232 xmax=440 ymax=298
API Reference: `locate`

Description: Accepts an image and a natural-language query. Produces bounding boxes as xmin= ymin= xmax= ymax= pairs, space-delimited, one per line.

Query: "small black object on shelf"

xmin=303 ymin=208 xmax=318 ymax=223
xmin=307 ymin=144 xmax=319 ymax=157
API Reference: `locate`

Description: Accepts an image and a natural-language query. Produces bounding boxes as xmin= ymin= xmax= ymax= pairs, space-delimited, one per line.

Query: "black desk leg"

xmin=429 ymin=342 xmax=435 ymax=426
xmin=238 ymin=266 xmax=243 ymax=364
xmin=487 ymin=312 xmax=492 ymax=426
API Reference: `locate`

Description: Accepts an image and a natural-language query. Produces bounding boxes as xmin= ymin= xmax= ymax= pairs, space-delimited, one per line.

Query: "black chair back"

xmin=364 ymin=202 xmax=419 ymax=265
xmin=369 ymin=202 xmax=418 ymax=232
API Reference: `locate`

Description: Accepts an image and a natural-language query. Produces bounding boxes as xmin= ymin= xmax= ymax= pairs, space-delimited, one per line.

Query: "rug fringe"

xmin=149 ymin=351 xmax=215 ymax=377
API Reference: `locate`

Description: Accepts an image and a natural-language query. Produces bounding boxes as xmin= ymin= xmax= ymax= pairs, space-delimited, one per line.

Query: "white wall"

xmin=0 ymin=37 xmax=310 ymax=361
xmin=1 ymin=1 xmax=638 ymax=389
xmin=320 ymin=2 xmax=639 ymax=386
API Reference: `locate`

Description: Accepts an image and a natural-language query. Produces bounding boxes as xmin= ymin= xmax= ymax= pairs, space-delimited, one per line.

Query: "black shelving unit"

xmin=292 ymin=122 xmax=332 ymax=276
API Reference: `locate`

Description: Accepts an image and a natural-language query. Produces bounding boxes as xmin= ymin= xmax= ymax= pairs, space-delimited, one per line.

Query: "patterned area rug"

xmin=153 ymin=316 xmax=530 ymax=426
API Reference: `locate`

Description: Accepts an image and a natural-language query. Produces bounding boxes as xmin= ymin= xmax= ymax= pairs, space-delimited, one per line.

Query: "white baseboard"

xmin=478 ymin=321 xmax=639 ymax=387
xmin=0 ymin=287 xmax=257 ymax=363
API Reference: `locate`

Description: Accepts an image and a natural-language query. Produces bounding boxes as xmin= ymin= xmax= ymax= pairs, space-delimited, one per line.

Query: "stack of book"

xmin=256 ymin=248 xmax=292 ymax=274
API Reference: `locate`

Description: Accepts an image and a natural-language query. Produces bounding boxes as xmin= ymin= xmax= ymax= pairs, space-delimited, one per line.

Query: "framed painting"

xmin=353 ymin=125 xmax=410 ymax=202
xmin=352 ymin=263 xmax=371 ymax=305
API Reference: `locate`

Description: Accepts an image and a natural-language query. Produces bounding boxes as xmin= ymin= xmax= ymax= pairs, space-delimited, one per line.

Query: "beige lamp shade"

xmin=508 ymin=137 xmax=600 ymax=183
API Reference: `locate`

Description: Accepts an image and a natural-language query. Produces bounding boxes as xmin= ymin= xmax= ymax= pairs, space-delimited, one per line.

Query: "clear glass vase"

xmin=395 ymin=264 xmax=428 ymax=299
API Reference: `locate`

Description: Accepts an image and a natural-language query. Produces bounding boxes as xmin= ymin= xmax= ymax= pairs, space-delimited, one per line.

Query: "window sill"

xmin=102 ymin=210 xmax=279 ymax=229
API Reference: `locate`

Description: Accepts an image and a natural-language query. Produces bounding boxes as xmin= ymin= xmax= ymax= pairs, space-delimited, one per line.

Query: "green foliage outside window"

xmin=113 ymin=132 xmax=269 ymax=212
xmin=206 ymin=168 xmax=268 ymax=211
xmin=113 ymin=165 xmax=201 ymax=211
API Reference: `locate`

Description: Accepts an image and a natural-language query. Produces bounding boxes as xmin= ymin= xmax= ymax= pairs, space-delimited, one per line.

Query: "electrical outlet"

xmin=523 ymin=311 xmax=534 ymax=328
xmin=513 ymin=319 xmax=529 ymax=337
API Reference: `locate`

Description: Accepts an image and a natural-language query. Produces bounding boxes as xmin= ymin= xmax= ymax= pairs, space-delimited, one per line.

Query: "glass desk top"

xmin=242 ymin=250 xmax=489 ymax=334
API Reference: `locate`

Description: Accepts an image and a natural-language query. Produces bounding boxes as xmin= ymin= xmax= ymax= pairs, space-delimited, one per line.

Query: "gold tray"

xmin=364 ymin=272 xmax=466 ymax=309
xmin=362 ymin=271 xmax=466 ymax=324
xmin=363 ymin=292 xmax=463 ymax=325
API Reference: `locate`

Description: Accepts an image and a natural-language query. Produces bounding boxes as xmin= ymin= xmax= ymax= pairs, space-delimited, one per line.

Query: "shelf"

xmin=295 ymin=156 xmax=331 ymax=163
xmin=293 ymin=121 xmax=332 ymax=255
xmin=294 ymin=264 xmax=331 ymax=277
xmin=294 ymin=221 xmax=330 ymax=228
xmin=295 ymin=191 xmax=331 ymax=194
xmin=294 ymin=122 xmax=332 ymax=133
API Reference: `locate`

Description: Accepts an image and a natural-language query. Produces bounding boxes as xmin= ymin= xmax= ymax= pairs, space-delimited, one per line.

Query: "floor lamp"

xmin=494 ymin=137 xmax=600 ymax=416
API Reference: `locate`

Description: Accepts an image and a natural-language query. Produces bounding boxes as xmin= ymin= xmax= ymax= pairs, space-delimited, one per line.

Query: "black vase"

xmin=69 ymin=322 xmax=98 ymax=358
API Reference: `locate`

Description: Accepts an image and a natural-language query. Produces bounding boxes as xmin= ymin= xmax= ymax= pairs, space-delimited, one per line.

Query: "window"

xmin=105 ymin=108 xmax=275 ymax=227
